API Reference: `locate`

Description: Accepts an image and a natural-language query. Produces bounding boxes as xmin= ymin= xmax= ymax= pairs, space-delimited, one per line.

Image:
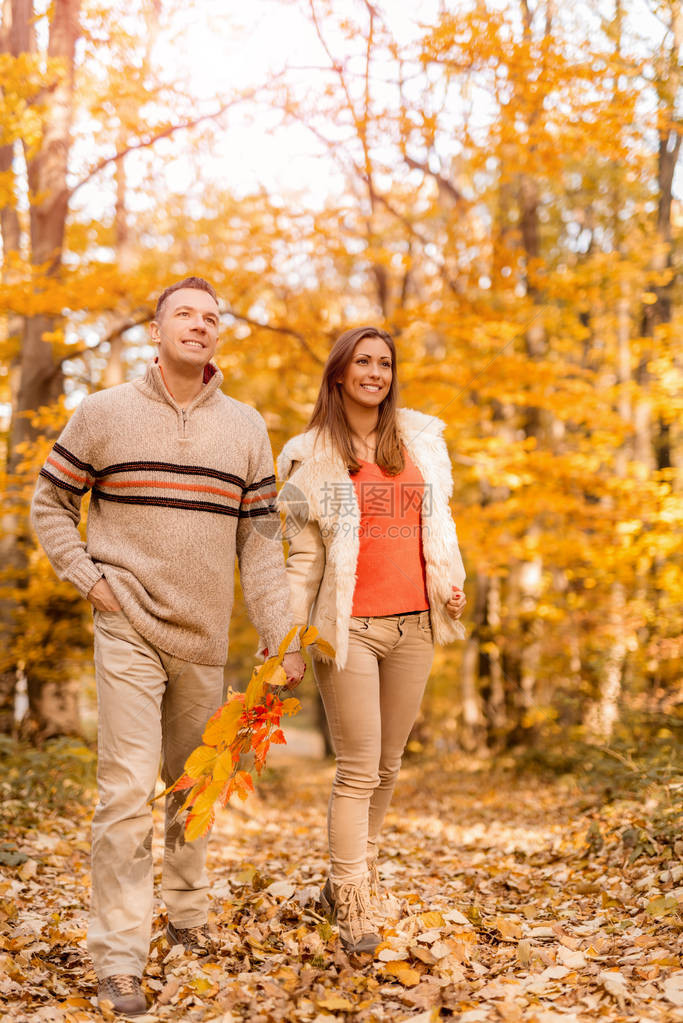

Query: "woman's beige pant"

xmin=87 ymin=610 xmax=224 ymax=977
xmin=314 ymin=612 xmax=434 ymax=882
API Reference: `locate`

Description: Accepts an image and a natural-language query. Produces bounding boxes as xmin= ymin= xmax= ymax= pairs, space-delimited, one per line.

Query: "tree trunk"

xmin=584 ymin=583 xmax=626 ymax=740
xmin=0 ymin=0 xmax=30 ymax=732
xmin=459 ymin=571 xmax=487 ymax=752
xmin=0 ymin=0 xmax=82 ymax=738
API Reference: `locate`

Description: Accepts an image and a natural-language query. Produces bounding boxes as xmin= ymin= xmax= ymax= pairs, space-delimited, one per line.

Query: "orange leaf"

xmin=378 ymin=961 xmax=421 ymax=986
xmin=174 ymin=773 xmax=196 ymax=791
xmin=233 ymin=770 xmax=255 ymax=801
xmin=220 ymin=779 xmax=235 ymax=806
xmin=270 ymin=729 xmax=286 ymax=745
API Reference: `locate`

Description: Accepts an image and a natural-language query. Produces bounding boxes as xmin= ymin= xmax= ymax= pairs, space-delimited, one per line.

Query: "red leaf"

xmin=173 ymin=773 xmax=196 ymax=791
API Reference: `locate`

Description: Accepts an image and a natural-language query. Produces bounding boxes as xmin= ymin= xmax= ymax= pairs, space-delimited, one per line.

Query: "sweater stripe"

xmin=46 ymin=455 xmax=89 ymax=486
xmin=32 ymin=360 xmax=296 ymax=668
xmin=55 ymin=443 xmax=249 ymax=488
xmin=98 ymin=478 xmax=242 ymax=500
xmin=239 ymin=506 xmax=277 ymax=519
xmin=53 ymin=442 xmax=97 ymax=477
xmin=243 ymin=474 xmax=276 ymax=493
xmin=39 ymin=467 xmax=88 ymax=496
xmin=96 ymin=459 xmax=246 ymax=487
xmin=241 ymin=489 xmax=277 ymax=506
xmin=239 ymin=473 xmax=278 ymax=518
xmin=43 ymin=440 xmax=279 ymax=518
xmin=92 ymin=489 xmax=242 ymax=516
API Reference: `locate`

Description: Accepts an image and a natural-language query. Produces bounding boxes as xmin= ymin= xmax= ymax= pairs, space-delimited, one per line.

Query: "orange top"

xmin=351 ymin=452 xmax=430 ymax=617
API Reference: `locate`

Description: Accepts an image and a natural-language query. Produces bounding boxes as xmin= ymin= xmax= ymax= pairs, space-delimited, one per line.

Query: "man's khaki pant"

xmin=314 ymin=612 xmax=434 ymax=882
xmin=87 ymin=609 xmax=224 ymax=977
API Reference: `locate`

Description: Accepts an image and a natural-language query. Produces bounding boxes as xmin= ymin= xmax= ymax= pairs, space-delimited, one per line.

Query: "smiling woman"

xmin=277 ymin=325 xmax=467 ymax=953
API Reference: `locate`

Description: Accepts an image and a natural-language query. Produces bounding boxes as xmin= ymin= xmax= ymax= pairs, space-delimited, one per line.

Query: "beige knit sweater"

xmin=31 ymin=362 xmax=294 ymax=666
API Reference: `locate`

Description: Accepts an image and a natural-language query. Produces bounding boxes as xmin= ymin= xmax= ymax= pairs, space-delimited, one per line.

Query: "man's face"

xmin=150 ymin=287 xmax=220 ymax=372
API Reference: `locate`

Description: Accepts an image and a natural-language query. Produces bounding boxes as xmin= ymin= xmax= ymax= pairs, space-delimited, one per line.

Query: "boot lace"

xmin=172 ymin=923 xmax=213 ymax=949
xmin=335 ymin=881 xmax=376 ymax=944
xmin=104 ymin=975 xmax=139 ymax=996
xmin=367 ymin=855 xmax=381 ymax=901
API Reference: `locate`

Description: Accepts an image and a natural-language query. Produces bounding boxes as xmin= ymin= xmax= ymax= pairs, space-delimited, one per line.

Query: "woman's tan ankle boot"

xmin=320 ymin=876 xmax=381 ymax=954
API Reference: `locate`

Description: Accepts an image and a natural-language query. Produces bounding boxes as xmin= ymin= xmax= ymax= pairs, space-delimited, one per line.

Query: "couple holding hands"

xmin=31 ymin=276 xmax=467 ymax=1015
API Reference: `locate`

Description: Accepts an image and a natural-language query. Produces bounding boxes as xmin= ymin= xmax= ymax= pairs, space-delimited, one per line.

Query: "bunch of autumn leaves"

xmin=156 ymin=626 xmax=333 ymax=840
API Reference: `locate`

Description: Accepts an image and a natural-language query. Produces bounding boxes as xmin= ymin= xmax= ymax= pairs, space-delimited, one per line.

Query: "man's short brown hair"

xmin=155 ymin=277 xmax=219 ymax=319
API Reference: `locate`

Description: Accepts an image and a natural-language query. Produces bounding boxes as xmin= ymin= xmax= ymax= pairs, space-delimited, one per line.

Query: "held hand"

xmin=282 ymin=651 xmax=306 ymax=690
xmin=446 ymin=585 xmax=466 ymax=621
xmin=87 ymin=577 xmax=122 ymax=612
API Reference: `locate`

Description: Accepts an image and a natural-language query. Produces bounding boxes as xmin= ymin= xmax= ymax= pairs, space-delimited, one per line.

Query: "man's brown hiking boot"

xmin=97 ymin=974 xmax=146 ymax=1016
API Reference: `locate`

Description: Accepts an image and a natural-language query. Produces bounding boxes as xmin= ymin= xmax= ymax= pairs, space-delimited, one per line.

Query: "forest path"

xmin=1 ymin=749 xmax=681 ymax=1022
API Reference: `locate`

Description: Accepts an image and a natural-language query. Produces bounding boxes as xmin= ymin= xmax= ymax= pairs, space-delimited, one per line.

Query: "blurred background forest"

xmin=0 ymin=0 xmax=681 ymax=768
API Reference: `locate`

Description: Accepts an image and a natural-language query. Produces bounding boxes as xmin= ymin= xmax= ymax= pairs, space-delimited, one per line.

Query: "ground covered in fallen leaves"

xmin=1 ymin=741 xmax=681 ymax=1023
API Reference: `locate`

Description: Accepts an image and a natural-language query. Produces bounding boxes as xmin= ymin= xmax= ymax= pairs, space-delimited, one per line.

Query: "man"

xmin=31 ymin=277 xmax=306 ymax=1016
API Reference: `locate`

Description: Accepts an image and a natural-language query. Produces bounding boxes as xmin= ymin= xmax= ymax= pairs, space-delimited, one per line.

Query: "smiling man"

xmin=31 ymin=277 xmax=305 ymax=1016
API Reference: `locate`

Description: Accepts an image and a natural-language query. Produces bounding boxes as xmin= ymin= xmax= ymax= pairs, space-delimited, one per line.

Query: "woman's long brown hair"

xmin=308 ymin=326 xmax=404 ymax=475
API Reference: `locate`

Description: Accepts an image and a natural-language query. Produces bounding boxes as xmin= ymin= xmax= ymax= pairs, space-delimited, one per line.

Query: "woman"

xmin=278 ymin=326 xmax=466 ymax=954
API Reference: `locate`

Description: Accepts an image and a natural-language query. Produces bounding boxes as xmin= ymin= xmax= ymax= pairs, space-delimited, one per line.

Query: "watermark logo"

xmin=251 ymin=480 xmax=432 ymax=543
xmin=251 ymin=480 xmax=310 ymax=541
xmin=319 ymin=481 xmax=431 ymax=518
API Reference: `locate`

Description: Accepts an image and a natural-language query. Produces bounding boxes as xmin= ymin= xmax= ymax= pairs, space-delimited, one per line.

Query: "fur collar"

xmin=277 ymin=407 xmax=446 ymax=480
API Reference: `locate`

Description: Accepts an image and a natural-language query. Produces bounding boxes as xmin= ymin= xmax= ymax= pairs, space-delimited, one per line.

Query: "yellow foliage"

xmin=278 ymin=626 xmax=299 ymax=661
xmin=212 ymin=749 xmax=234 ymax=783
xmin=202 ymin=700 xmax=243 ymax=747
xmin=184 ymin=803 xmax=215 ymax=843
xmin=244 ymin=668 xmax=265 ymax=711
xmin=183 ymin=745 xmax=218 ymax=780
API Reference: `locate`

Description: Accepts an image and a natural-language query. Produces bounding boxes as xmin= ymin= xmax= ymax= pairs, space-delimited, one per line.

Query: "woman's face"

xmin=338 ymin=337 xmax=393 ymax=413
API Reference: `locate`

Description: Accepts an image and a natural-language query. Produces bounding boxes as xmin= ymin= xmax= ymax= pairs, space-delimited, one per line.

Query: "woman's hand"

xmin=445 ymin=586 xmax=466 ymax=620
xmin=282 ymin=651 xmax=307 ymax=689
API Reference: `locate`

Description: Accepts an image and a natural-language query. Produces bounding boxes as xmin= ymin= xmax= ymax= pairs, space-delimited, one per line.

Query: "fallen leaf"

xmin=419 ymin=910 xmax=444 ymax=929
xmin=378 ymin=961 xmax=421 ymax=986
xmin=556 ymin=945 xmax=587 ymax=969
xmin=265 ymin=880 xmax=296 ymax=899
xmin=598 ymin=969 xmax=630 ymax=1008
xmin=663 ymin=972 xmax=683 ymax=1007
xmin=17 ymin=859 xmax=38 ymax=882
xmin=157 ymin=975 xmax=180 ymax=1004
xmin=495 ymin=915 xmax=523 ymax=940
xmin=377 ymin=947 xmax=409 ymax=962
xmin=317 ymin=993 xmax=355 ymax=1011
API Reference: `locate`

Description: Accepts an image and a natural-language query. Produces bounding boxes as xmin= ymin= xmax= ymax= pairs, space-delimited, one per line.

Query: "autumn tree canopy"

xmin=0 ymin=0 xmax=680 ymax=747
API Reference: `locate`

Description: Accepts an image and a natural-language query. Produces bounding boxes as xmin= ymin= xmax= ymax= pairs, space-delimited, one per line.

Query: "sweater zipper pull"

xmin=181 ymin=409 xmax=187 ymax=437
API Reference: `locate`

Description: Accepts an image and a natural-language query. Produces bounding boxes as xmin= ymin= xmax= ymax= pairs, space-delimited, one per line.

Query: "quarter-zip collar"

xmin=135 ymin=359 xmax=224 ymax=412
xmin=134 ymin=360 xmax=224 ymax=441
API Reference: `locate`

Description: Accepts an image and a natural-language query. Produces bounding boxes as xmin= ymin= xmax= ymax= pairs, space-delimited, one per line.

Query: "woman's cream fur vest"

xmin=277 ymin=408 xmax=466 ymax=668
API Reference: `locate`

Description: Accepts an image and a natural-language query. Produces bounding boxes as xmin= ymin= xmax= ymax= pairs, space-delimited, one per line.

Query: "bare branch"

xmin=222 ymin=305 xmax=323 ymax=365
xmin=57 ymin=312 xmax=151 ymax=367
xmin=403 ymin=154 xmax=465 ymax=205
xmin=68 ymin=80 xmax=280 ymax=200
